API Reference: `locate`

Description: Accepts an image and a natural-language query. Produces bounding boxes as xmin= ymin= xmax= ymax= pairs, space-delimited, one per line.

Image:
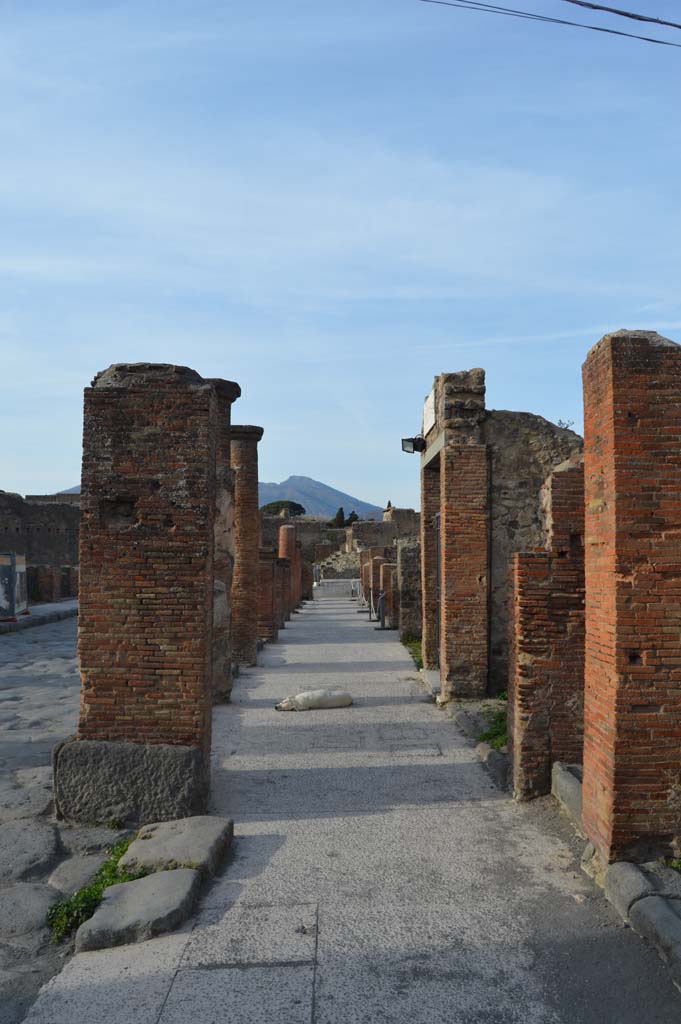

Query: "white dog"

xmin=275 ymin=689 xmax=353 ymax=711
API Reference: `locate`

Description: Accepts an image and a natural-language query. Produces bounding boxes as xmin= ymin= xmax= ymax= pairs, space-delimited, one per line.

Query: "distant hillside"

xmin=60 ymin=477 xmax=383 ymax=520
xmin=259 ymin=476 xmax=382 ymax=520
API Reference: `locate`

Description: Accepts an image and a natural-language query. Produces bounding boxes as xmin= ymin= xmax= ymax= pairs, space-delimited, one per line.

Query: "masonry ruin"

xmin=230 ymin=425 xmax=264 ymax=671
xmin=53 ymin=363 xmax=240 ymax=824
xmin=418 ymin=369 xmax=582 ymax=699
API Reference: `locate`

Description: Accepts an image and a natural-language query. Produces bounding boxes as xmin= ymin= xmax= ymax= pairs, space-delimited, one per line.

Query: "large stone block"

xmin=53 ymin=739 xmax=208 ymax=826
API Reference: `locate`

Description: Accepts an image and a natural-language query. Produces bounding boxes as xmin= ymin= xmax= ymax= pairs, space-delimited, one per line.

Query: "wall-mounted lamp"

xmin=401 ymin=434 xmax=426 ymax=454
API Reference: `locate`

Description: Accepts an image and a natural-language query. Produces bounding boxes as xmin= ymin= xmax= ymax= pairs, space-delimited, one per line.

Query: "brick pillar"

xmin=278 ymin=524 xmax=297 ymax=614
xmin=397 ymin=539 xmax=421 ymax=640
xmin=440 ymin=444 xmax=489 ymax=699
xmin=294 ymin=541 xmax=303 ymax=606
xmin=380 ymin=562 xmax=397 ymax=628
xmin=370 ymin=556 xmax=385 ymax=613
xmin=582 ymin=331 xmax=681 ymax=862
xmin=207 ymin=379 xmax=241 ymax=701
xmin=257 ymin=549 xmax=278 ymax=642
xmin=360 ymin=559 xmax=371 ymax=604
xmin=53 ymin=363 xmax=219 ymax=825
xmin=301 ymin=561 xmax=314 ymax=601
xmin=509 ymin=456 xmax=585 ymax=800
xmin=274 ymin=557 xmax=289 ymax=628
xmin=231 ymin=425 xmax=264 ymax=667
xmin=421 ymin=457 xmax=440 ymax=670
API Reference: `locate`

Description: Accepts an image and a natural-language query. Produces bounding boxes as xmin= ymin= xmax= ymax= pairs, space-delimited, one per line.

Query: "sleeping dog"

xmin=275 ymin=689 xmax=353 ymax=711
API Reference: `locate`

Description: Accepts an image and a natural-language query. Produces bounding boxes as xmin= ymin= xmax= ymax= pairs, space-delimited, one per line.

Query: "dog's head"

xmin=275 ymin=696 xmax=298 ymax=711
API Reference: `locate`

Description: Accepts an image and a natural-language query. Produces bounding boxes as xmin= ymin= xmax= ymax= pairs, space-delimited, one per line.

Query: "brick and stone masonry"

xmin=581 ymin=331 xmax=681 ymax=862
xmin=53 ymin=363 xmax=233 ymax=825
xmin=397 ymin=538 xmax=421 ymax=641
xmin=509 ymin=455 xmax=585 ymax=800
xmin=419 ymin=367 xmax=581 ymax=697
xmin=279 ymin=524 xmax=304 ymax=615
xmin=380 ymin=562 xmax=398 ymax=629
xmin=370 ymin=555 xmax=386 ymax=614
xmin=231 ymin=425 xmax=264 ymax=667
xmin=207 ymin=379 xmax=241 ymax=701
xmin=440 ymin=444 xmax=489 ymax=700
xmin=257 ymin=549 xmax=278 ymax=642
xmin=275 ymin=557 xmax=290 ymax=627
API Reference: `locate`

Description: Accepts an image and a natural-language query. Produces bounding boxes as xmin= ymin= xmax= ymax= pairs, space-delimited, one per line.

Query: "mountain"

xmin=59 ymin=477 xmax=383 ymax=520
xmin=259 ymin=476 xmax=382 ymax=520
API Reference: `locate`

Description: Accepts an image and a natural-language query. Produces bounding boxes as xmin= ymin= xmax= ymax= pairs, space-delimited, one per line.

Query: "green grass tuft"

xmin=47 ymin=837 xmax=147 ymax=943
xmin=669 ymin=859 xmax=681 ymax=874
xmin=401 ymin=635 xmax=423 ymax=670
xmin=478 ymin=708 xmax=508 ymax=751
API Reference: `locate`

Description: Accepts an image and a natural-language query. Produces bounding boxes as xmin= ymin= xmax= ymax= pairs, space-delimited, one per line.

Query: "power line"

xmin=559 ymin=0 xmax=681 ymax=33
xmin=418 ymin=0 xmax=681 ymax=48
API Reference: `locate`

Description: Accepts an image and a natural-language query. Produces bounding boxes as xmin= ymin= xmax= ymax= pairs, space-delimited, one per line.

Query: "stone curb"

xmin=551 ymin=762 xmax=583 ymax=832
xmin=475 ymin=742 xmax=510 ymax=791
xmin=550 ymin=765 xmax=681 ymax=993
xmin=0 ymin=604 xmax=78 ymax=635
xmin=603 ymin=861 xmax=681 ymax=992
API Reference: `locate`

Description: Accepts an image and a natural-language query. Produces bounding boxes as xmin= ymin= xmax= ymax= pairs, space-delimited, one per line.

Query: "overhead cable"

xmin=559 ymin=0 xmax=681 ymax=33
xmin=418 ymin=0 xmax=681 ymax=48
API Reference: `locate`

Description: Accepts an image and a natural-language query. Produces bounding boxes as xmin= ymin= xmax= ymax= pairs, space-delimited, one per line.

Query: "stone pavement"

xmin=22 ymin=597 xmax=681 ymax=1023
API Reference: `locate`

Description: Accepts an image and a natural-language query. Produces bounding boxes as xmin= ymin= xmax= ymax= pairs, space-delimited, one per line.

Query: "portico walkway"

xmin=24 ymin=595 xmax=681 ymax=1023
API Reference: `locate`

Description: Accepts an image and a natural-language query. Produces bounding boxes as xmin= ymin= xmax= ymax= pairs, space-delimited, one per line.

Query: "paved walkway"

xmin=23 ymin=596 xmax=681 ymax=1023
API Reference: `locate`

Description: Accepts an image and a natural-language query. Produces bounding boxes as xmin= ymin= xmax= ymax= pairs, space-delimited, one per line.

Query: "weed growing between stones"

xmin=668 ymin=860 xmax=681 ymax=874
xmin=47 ymin=838 xmax=147 ymax=943
xmin=478 ymin=706 xmax=508 ymax=751
xmin=402 ymin=635 xmax=423 ymax=670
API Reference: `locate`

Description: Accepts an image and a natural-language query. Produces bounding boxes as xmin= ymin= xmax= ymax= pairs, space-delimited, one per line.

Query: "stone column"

xmin=231 ymin=425 xmax=264 ymax=667
xmin=207 ymin=379 xmax=241 ymax=701
xmin=278 ymin=524 xmax=297 ymax=615
xmin=582 ymin=331 xmax=681 ymax=862
xmin=54 ymin=363 xmax=219 ymax=825
xmin=257 ymin=549 xmax=278 ymax=642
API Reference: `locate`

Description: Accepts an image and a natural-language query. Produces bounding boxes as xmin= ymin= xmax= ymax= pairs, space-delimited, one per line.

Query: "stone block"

xmin=0 ymin=821 xmax=58 ymax=882
xmin=604 ymin=861 xmax=654 ymax=921
xmin=551 ymin=762 xmax=583 ymax=829
xmin=53 ymin=738 xmax=208 ymax=826
xmin=119 ymin=816 xmax=234 ymax=878
xmin=75 ymin=868 xmax=201 ymax=951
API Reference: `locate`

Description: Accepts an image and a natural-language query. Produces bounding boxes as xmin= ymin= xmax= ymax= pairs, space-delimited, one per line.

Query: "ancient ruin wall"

xmin=397 ymin=539 xmax=422 ymax=641
xmin=509 ymin=455 xmax=585 ymax=800
xmin=0 ymin=490 xmax=80 ymax=566
xmin=54 ymin=363 xmax=222 ymax=825
xmin=582 ymin=332 xmax=681 ymax=862
xmin=482 ymin=411 xmax=583 ymax=693
xmin=231 ymin=425 xmax=264 ymax=667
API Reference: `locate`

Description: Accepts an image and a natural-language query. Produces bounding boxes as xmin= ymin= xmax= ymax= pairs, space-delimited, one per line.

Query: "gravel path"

xmin=20 ymin=597 xmax=681 ymax=1023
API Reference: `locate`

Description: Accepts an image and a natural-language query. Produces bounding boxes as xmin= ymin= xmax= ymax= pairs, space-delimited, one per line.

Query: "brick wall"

xmin=278 ymin=524 xmax=297 ymax=615
xmin=231 ymin=425 xmax=264 ymax=667
xmin=370 ymin=555 xmax=386 ymax=614
xmin=0 ymin=491 xmax=80 ymax=565
xmin=380 ymin=562 xmax=398 ymax=628
xmin=440 ymin=444 xmax=489 ymax=699
xmin=420 ymin=459 xmax=440 ymax=670
xmin=275 ymin=557 xmax=290 ymax=627
xmin=27 ymin=565 xmax=79 ymax=602
xmin=582 ymin=331 xmax=681 ymax=862
xmin=301 ymin=560 xmax=314 ymax=601
xmin=77 ymin=363 xmax=218 ymax=755
xmin=397 ymin=538 xmax=421 ymax=641
xmin=509 ymin=456 xmax=585 ymax=800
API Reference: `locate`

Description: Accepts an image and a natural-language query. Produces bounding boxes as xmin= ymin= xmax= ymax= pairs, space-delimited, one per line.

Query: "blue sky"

xmin=1 ymin=0 xmax=680 ymax=508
